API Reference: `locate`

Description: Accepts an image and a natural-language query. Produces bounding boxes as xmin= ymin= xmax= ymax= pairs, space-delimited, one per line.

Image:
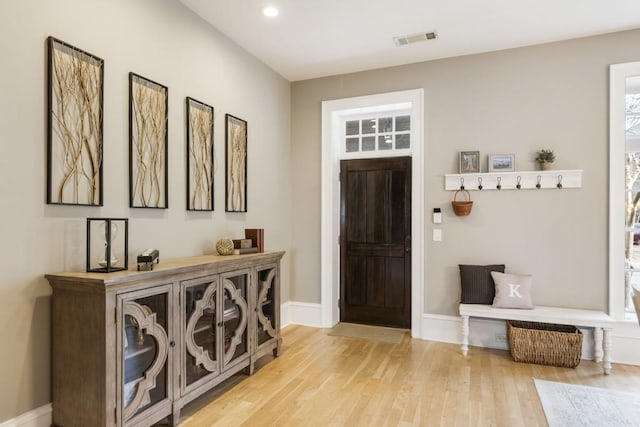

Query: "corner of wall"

xmin=281 ymin=301 xmax=323 ymax=328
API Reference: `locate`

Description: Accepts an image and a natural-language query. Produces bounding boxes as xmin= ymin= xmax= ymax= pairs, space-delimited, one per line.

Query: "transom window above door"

xmin=343 ymin=114 xmax=411 ymax=156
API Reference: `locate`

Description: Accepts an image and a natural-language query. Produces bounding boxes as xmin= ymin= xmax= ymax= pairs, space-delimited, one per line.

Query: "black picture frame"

xmin=186 ymin=97 xmax=214 ymax=211
xmin=225 ymin=114 xmax=248 ymax=212
xmin=47 ymin=36 xmax=104 ymax=206
xmin=129 ymin=72 xmax=169 ymax=209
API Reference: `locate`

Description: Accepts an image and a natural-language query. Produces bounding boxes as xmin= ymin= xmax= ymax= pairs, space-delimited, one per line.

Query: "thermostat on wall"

xmin=433 ymin=208 xmax=442 ymax=224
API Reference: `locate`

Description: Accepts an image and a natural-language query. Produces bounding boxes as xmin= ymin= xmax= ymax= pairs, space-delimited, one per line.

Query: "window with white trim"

xmin=624 ymin=82 xmax=640 ymax=314
xmin=610 ymin=61 xmax=640 ymax=321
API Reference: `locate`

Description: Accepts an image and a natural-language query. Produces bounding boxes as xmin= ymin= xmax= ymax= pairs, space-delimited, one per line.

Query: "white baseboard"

xmin=282 ymin=301 xmax=323 ymax=328
xmin=281 ymin=301 xmax=292 ymax=328
xmin=421 ymin=313 xmax=462 ymax=344
xmin=421 ymin=313 xmax=512 ymax=351
xmin=421 ymin=313 xmax=640 ymax=365
xmin=0 ymin=404 xmax=51 ymax=427
xmin=610 ymin=321 xmax=640 ymax=365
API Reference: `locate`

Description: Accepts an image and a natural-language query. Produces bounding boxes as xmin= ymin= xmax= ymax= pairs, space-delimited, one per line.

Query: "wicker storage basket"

xmin=451 ymin=189 xmax=473 ymax=216
xmin=506 ymin=320 xmax=582 ymax=368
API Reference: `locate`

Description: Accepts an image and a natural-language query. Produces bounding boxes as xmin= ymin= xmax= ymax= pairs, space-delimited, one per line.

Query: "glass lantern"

xmin=86 ymin=218 xmax=129 ymax=273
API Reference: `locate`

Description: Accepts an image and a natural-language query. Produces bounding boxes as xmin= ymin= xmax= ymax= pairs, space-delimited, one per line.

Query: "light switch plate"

xmin=433 ymin=229 xmax=442 ymax=241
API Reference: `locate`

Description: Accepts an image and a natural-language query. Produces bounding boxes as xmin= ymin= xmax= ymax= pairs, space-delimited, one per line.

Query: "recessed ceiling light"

xmin=263 ymin=6 xmax=279 ymax=17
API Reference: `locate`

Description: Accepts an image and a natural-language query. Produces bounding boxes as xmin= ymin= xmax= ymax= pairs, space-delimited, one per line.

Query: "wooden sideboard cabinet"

xmin=46 ymin=251 xmax=284 ymax=427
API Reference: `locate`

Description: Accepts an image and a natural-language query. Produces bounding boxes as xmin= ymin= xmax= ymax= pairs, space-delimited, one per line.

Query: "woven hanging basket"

xmin=451 ymin=189 xmax=473 ymax=216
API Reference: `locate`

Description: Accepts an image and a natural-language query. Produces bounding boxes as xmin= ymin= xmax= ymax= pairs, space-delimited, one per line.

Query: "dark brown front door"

xmin=340 ymin=157 xmax=411 ymax=329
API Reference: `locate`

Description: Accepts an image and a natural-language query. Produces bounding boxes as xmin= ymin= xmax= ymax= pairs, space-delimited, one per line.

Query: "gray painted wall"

xmin=0 ymin=0 xmax=291 ymax=422
xmin=3 ymin=0 xmax=640 ymax=421
xmin=290 ymin=29 xmax=640 ymax=314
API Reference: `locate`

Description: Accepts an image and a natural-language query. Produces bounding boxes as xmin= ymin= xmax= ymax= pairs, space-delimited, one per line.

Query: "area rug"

xmin=534 ymin=379 xmax=640 ymax=427
xmin=327 ymin=322 xmax=407 ymax=344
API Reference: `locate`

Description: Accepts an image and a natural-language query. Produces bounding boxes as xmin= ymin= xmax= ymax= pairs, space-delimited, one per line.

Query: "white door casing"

xmin=321 ymin=89 xmax=425 ymax=337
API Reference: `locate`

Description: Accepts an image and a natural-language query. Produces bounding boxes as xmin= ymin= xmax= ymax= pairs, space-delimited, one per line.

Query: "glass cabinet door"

xmin=183 ymin=277 xmax=219 ymax=389
xmin=256 ymin=267 xmax=278 ymax=347
xmin=120 ymin=286 xmax=171 ymax=423
xmin=221 ymin=271 xmax=249 ymax=367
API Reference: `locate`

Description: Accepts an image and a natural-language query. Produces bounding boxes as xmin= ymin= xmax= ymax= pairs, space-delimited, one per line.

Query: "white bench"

xmin=459 ymin=304 xmax=616 ymax=374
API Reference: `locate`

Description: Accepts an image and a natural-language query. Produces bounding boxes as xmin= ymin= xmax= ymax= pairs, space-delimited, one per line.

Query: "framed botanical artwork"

xmin=225 ymin=114 xmax=247 ymax=212
xmin=488 ymin=153 xmax=516 ymax=172
xmin=459 ymin=151 xmax=480 ymax=173
xmin=47 ymin=36 xmax=104 ymax=206
xmin=186 ymin=97 xmax=214 ymax=211
xmin=129 ymin=73 xmax=168 ymax=208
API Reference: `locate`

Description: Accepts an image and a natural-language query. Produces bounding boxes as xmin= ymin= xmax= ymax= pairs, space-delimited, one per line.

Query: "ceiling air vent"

xmin=393 ymin=31 xmax=437 ymax=47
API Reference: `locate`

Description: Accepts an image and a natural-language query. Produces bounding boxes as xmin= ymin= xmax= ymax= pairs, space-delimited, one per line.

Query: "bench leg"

xmin=593 ymin=327 xmax=603 ymax=362
xmin=603 ymin=328 xmax=612 ymax=375
xmin=461 ymin=315 xmax=469 ymax=356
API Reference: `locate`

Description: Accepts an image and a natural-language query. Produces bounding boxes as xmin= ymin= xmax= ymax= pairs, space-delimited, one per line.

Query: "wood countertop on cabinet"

xmin=46 ymin=251 xmax=285 ymax=293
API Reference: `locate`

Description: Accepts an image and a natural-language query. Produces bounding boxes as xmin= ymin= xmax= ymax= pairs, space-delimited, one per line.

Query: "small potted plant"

xmin=535 ymin=149 xmax=555 ymax=170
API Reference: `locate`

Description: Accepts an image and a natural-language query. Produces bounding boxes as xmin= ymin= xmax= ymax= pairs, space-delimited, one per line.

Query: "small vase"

xmin=540 ymin=162 xmax=552 ymax=171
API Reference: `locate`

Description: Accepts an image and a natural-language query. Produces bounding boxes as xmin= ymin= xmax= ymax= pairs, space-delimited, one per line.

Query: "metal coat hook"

xmin=536 ymin=175 xmax=542 ymax=189
xmin=460 ymin=177 xmax=465 ymax=190
xmin=496 ymin=177 xmax=502 ymax=190
xmin=516 ymin=176 xmax=522 ymax=190
xmin=477 ymin=177 xmax=483 ymax=190
xmin=557 ymin=175 xmax=563 ymax=189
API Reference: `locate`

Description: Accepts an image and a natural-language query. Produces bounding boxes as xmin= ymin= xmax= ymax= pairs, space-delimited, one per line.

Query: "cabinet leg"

xmin=243 ymin=363 xmax=255 ymax=375
xmin=169 ymin=408 xmax=180 ymax=426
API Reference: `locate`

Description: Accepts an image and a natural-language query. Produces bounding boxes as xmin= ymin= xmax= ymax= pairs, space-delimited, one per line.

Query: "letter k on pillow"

xmin=509 ymin=284 xmax=522 ymax=298
xmin=490 ymin=271 xmax=534 ymax=309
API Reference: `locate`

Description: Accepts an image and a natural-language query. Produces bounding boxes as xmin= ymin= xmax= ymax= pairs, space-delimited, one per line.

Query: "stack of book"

xmin=232 ymin=229 xmax=264 ymax=255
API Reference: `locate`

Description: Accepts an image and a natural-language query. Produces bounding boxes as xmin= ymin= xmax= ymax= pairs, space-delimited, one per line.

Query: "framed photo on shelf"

xmin=488 ymin=153 xmax=515 ymax=172
xmin=459 ymin=151 xmax=480 ymax=173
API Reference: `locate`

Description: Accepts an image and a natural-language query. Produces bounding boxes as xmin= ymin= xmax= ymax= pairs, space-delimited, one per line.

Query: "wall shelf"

xmin=444 ymin=169 xmax=583 ymax=191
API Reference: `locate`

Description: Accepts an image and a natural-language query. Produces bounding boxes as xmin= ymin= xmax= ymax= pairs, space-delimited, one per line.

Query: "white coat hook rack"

xmin=444 ymin=170 xmax=582 ymax=191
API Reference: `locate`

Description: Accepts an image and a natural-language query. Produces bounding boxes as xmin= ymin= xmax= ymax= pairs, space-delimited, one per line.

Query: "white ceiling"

xmin=179 ymin=0 xmax=640 ymax=82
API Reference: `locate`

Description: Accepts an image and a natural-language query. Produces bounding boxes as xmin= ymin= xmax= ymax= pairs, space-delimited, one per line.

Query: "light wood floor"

xmin=179 ymin=325 xmax=640 ymax=427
